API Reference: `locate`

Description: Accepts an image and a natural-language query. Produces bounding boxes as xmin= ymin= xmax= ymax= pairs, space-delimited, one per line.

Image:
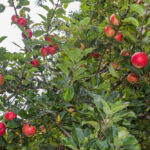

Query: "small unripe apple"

xmin=113 ymin=62 xmax=118 ymax=69
xmin=0 ymin=122 xmax=6 ymax=136
xmin=5 ymin=111 xmax=17 ymax=122
xmin=22 ymin=123 xmax=36 ymax=137
xmin=110 ymin=14 xmax=120 ymax=26
xmin=17 ymin=17 xmax=27 ymax=27
xmin=47 ymin=47 xmax=56 ymax=55
xmin=127 ymin=73 xmax=139 ymax=84
xmin=41 ymin=47 xmax=49 ymax=56
xmin=120 ymin=49 xmax=131 ymax=56
xmin=11 ymin=15 xmax=18 ymax=23
xmin=45 ymin=34 xmax=55 ymax=42
xmin=131 ymin=52 xmax=148 ymax=68
xmin=22 ymin=29 xmax=32 ymax=39
xmin=0 ymin=74 xmax=4 ymax=85
xmin=91 ymin=52 xmax=100 ymax=59
xmin=104 ymin=26 xmax=115 ymax=37
xmin=31 ymin=59 xmax=39 ymax=67
xmin=114 ymin=31 xmax=123 ymax=42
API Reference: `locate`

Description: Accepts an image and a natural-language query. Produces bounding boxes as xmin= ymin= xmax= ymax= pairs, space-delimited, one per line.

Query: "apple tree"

xmin=0 ymin=0 xmax=150 ymax=149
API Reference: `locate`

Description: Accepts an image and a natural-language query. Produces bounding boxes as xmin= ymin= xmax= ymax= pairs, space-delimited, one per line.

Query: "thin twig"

xmin=12 ymin=0 xmax=19 ymax=17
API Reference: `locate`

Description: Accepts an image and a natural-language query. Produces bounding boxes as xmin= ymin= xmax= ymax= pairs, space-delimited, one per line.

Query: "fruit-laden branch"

xmin=97 ymin=48 xmax=108 ymax=73
xmin=46 ymin=0 xmax=60 ymax=35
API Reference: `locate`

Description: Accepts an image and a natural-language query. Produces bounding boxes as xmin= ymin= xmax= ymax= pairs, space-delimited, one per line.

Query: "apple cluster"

xmin=0 ymin=111 xmax=36 ymax=137
xmin=104 ymin=14 xmax=149 ymax=84
xmin=41 ymin=35 xmax=59 ymax=57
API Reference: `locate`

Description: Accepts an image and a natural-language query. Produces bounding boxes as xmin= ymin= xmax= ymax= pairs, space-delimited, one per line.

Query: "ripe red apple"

xmin=104 ymin=26 xmax=115 ymax=37
xmin=5 ymin=111 xmax=17 ymax=122
xmin=22 ymin=123 xmax=36 ymax=137
xmin=22 ymin=29 xmax=32 ymax=39
xmin=11 ymin=15 xmax=18 ymax=23
xmin=110 ymin=14 xmax=120 ymax=26
xmin=113 ymin=62 xmax=118 ymax=69
xmin=17 ymin=17 xmax=27 ymax=27
xmin=127 ymin=73 xmax=139 ymax=84
xmin=41 ymin=47 xmax=49 ymax=56
xmin=45 ymin=34 xmax=55 ymax=42
xmin=80 ymin=65 xmax=85 ymax=68
xmin=47 ymin=47 xmax=56 ymax=55
xmin=114 ymin=31 xmax=123 ymax=42
xmin=131 ymin=52 xmax=148 ymax=68
xmin=91 ymin=52 xmax=100 ymax=59
xmin=31 ymin=59 xmax=39 ymax=67
xmin=0 ymin=74 xmax=4 ymax=85
xmin=0 ymin=122 xmax=6 ymax=136
xmin=52 ymin=43 xmax=59 ymax=50
xmin=137 ymin=0 xmax=143 ymax=4
xmin=120 ymin=49 xmax=131 ymax=56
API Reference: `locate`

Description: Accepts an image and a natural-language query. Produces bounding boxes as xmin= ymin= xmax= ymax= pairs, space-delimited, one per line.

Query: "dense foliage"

xmin=0 ymin=0 xmax=150 ymax=149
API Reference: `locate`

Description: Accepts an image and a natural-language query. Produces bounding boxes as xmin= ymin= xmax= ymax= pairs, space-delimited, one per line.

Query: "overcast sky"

xmin=0 ymin=0 xmax=80 ymax=52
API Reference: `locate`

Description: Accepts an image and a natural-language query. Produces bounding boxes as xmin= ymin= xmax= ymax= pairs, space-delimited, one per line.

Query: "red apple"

xmin=11 ymin=15 xmax=18 ymax=23
xmin=114 ymin=31 xmax=123 ymax=42
xmin=52 ymin=43 xmax=59 ymax=50
xmin=47 ymin=47 xmax=56 ymax=55
xmin=80 ymin=65 xmax=85 ymax=68
xmin=137 ymin=0 xmax=143 ymax=4
xmin=45 ymin=34 xmax=55 ymax=42
xmin=22 ymin=29 xmax=32 ymax=39
xmin=5 ymin=111 xmax=17 ymax=122
xmin=120 ymin=49 xmax=131 ymax=56
xmin=131 ymin=52 xmax=148 ymax=68
xmin=0 ymin=74 xmax=4 ymax=85
xmin=41 ymin=47 xmax=49 ymax=56
xmin=113 ymin=62 xmax=118 ymax=69
xmin=91 ymin=52 xmax=100 ymax=59
xmin=17 ymin=17 xmax=27 ymax=27
xmin=0 ymin=122 xmax=6 ymax=136
xmin=104 ymin=26 xmax=115 ymax=37
xmin=110 ymin=14 xmax=120 ymax=26
xmin=22 ymin=123 xmax=36 ymax=137
xmin=31 ymin=59 xmax=39 ymax=67
xmin=127 ymin=73 xmax=139 ymax=84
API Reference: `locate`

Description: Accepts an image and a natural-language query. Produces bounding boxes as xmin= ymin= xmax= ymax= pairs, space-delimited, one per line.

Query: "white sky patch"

xmin=0 ymin=0 xmax=80 ymax=52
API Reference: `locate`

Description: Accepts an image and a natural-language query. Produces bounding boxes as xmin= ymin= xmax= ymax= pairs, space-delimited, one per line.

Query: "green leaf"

xmin=130 ymin=4 xmax=144 ymax=15
xmin=56 ymin=63 xmax=70 ymax=76
xmin=33 ymin=30 xmax=44 ymax=37
xmin=82 ymin=121 xmax=100 ymax=132
xmin=4 ymin=75 xmax=15 ymax=80
xmin=0 ymin=4 xmax=5 ymax=13
xmin=72 ymin=128 xmax=84 ymax=145
xmin=96 ymin=140 xmax=109 ymax=150
xmin=81 ymin=17 xmax=90 ymax=26
xmin=142 ymin=0 xmax=150 ymax=4
xmin=0 ymin=36 xmax=7 ymax=43
xmin=123 ymin=17 xmax=139 ymax=27
xmin=109 ymin=63 xmax=119 ymax=78
xmin=123 ymin=31 xmax=136 ymax=43
xmin=63 ymin=86 xmax=74 ymax=102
